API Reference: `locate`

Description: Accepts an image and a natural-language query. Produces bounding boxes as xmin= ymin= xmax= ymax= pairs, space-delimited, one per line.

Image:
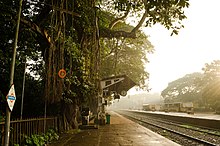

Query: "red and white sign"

xmin=6 ymin=84 xmax=16 ymax=111
xmin=58 ymin=69 xmax=66 ymax=79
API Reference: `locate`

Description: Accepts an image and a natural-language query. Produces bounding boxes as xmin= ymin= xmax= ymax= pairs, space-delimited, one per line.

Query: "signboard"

xmin=101 ymin=75 xmax=136 ymax=97
xmin=100 ymin=77 xmax=125 ymax=89
xmin=6 ymin=84 xmax=16 ymax=111
xmin=58 ymin=69 xmax=66 ymax=79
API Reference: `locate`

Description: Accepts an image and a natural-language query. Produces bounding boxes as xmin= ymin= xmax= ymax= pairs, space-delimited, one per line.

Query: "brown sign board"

xmin=101 ymin=75 xmax=137 ymax=97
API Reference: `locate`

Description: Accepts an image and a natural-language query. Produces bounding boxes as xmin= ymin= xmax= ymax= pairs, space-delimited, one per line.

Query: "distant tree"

xmin=161 ymin=72 xmax=203 ymax=103
xmin=202 ymin=60 xmax=220 ymax=81
xmin=161 ymin=60 xmax=220 ymax=112
xmin=201 ymin=60 xmax=220 ymax=112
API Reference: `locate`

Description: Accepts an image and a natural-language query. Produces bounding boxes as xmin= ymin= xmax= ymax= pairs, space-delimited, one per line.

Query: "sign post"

xmin=4 ymin=0 xmax=23 ymax=145
xmin=98 ymin=75 xmax=136 ymax=124
xmin=6 ymin=85 xmax=16 ymax=111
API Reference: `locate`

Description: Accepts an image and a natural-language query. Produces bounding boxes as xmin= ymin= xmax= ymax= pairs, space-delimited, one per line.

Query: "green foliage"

xmin=105 ymin=0 xmax=189 ymax=35
xmin=16 ymin=129 xmax=59 ymax=146
xmin=0 ymin=0 xmax=45 ymax=117
xmin=146 ymin=0 xmax=189 ymax=35
xmin=0 ymin=0 xmax=189 ymax=117
xmin=100 ymin=29 xmax=154 ymax=89
xmin=161 ymin=60 xmax=220 ymax=112
xmin=63 ymin=36 xmax=97 ymax=105
xmin=161 ymin=72 xmax=203 ymax=103
xmin=44 ymin=129 xmax=59 ymax=143
xmin=202 ymin=60 xmax=220 ymax=82
xmin=25 ymin=134 xmax=45 ymax=146
xmin=201 ymin=60 xmax=220 ymax=111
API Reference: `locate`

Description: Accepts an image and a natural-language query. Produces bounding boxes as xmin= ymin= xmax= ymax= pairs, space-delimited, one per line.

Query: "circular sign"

xmin=120 ymin=90 xmax=127 ymax=96
xmin=58 ymin=69 xmax=66 ymax=79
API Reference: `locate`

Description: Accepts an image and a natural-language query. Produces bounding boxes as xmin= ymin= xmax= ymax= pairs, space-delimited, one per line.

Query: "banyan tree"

xmin=2 ymin=0 xmax=189 ymax=129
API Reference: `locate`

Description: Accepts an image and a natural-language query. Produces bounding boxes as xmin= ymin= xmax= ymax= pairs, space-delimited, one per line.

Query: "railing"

xmin=0 ymin=117 xmax=59 ymax=145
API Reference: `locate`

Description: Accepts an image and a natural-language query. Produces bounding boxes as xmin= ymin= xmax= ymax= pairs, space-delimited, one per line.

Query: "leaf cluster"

xmin=161 ymin=72 xmax=203 ymax=103
xmin=16 ymin=129 xmax=59 ymax=146
xmin=145 ymin=0 xmax=189 ymax=35
xmin=102 ymin=0 xmax=189 ymax=35
xmin=99 ymin=20 xmax=154 ymax=87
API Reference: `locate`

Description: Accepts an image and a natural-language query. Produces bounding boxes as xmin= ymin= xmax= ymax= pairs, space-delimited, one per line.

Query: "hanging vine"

xmin=44 ymin=0 xmax=66 ymax=103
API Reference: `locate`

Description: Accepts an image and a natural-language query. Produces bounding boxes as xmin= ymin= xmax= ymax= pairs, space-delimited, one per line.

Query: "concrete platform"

xmin=50 ymin=111 xmax=180 ymax=146
xmin=140 ymin=110 xmax=220 ymax=120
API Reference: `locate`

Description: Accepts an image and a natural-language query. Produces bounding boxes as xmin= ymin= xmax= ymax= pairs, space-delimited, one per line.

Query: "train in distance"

xmin=142 ymin=102 xmax=194 ymax=114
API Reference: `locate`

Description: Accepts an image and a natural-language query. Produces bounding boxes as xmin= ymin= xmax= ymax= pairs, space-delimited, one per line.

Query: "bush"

xmin=15 ymin=129 xmax=59 ymax=146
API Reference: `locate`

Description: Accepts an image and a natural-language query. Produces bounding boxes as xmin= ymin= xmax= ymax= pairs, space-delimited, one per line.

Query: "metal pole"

xmin=20 ymin=59 xmax=26 ymax=120
xmin=44 ymin=99 xmax=47 ymax=133
xmin=4 ymin=0 xmax=23 ymax=145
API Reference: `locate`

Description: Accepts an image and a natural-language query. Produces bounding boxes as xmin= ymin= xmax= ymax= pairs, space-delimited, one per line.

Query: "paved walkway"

xmin=49 ymin=111 xmax=180 ymax=146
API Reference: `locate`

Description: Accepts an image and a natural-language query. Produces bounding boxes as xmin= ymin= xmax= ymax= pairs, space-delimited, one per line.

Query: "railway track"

xmin=117 ymin=110 xmax=220 ymax=146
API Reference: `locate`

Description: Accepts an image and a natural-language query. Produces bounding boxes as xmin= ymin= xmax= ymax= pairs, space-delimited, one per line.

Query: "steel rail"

xmin=119 ymin=112 xmax=218 ymax=146
xmin=151 ymin=117 xmax=220 ymax=137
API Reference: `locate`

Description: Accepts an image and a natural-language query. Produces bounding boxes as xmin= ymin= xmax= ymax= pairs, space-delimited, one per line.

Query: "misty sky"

xmin=142 ymin=0 xmax=220 ymax=93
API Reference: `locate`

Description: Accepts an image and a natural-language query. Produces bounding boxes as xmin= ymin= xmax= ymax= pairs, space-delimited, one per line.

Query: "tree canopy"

xmin=0 ymin=0 xmax=190 ymax=123
xmin=201 ymin=60 xmax=220 ymax=111
xmin=161 ymin=60 xmax=220 ymax=112
xmin=161 ymin=72 xmax=203 ymax=103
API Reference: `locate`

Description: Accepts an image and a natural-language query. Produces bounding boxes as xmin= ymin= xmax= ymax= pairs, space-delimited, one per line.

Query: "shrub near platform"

xmin=14 ymin=129 xmax=59 ymax=146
